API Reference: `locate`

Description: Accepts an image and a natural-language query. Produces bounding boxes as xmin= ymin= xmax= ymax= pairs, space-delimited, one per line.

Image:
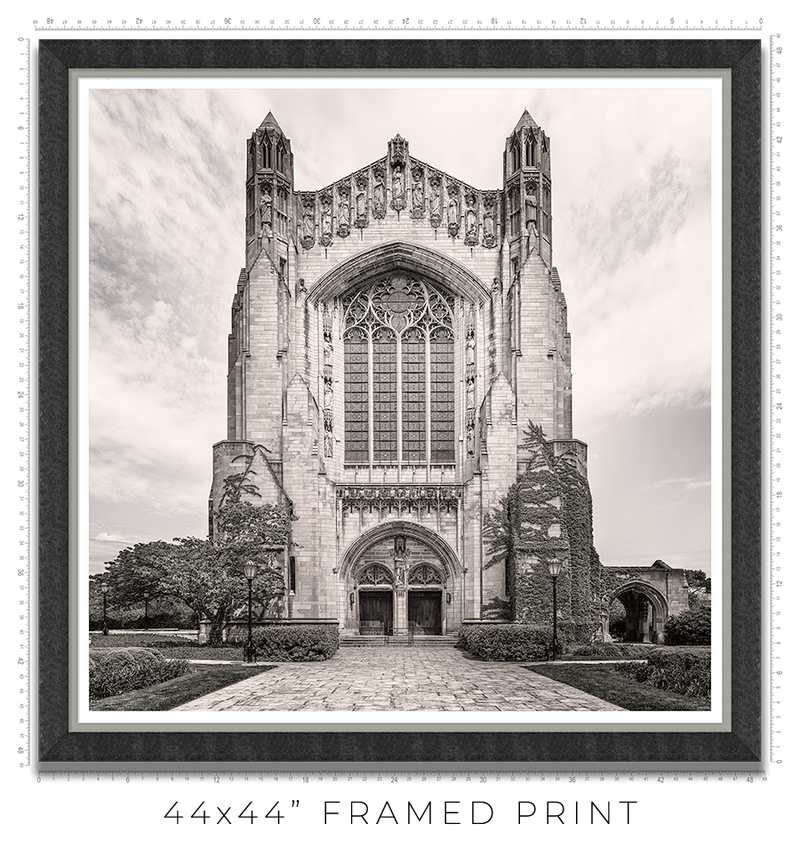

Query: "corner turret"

xmin=503 ymin=110 xmax=553 ymax=270
xmin=245 ymin=112 xmax=294 ymax=269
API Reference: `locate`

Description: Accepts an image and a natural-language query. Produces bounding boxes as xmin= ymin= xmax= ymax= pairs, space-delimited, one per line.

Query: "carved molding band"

xmin=338 ymin=484 xmax=462 ymax=514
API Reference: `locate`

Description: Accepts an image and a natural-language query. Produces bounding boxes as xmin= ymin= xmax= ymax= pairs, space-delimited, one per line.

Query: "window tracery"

xmin=409 ymin=564 xmax=445 ymax=585
xmin=355 ymin=564 xmax=394 ymax=586
xmin=342 ymin=272 xmax=455 ymax=465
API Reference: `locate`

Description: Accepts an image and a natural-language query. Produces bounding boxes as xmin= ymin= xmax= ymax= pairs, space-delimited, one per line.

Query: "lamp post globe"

xmin=243 ymin=561 xmax=257 ymax=663
xmin=546 ymin=557 xmax=566 ymax=661
xmin=101 ymin=582 xmax=109 ymax=636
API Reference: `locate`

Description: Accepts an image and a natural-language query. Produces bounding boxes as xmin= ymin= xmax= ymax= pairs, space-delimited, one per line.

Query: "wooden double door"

xmin=408 ymin=590 xmax=442 ymax=636
xmin=359 ymin=590 xmax=393 ymax=635
xmin=358 ymin=589 xmax=443 ymax=635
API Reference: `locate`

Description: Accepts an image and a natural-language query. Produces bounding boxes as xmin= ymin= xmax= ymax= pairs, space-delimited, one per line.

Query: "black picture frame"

xmin=39 ymin=38 xmax=761 ymax=766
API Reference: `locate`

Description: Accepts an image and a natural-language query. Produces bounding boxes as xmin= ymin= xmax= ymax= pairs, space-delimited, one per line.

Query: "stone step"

xmin=340 ymin=635 xmax=459 ymax=648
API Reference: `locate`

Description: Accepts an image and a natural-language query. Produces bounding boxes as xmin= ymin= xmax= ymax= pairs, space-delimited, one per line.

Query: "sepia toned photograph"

xmin=31 ymin=34 xmax=761 ymax=767
xmin=84 ymin=83 xmax=717 ymax=719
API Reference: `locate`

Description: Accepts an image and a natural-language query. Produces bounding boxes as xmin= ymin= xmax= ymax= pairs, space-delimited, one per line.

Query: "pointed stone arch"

xmin=307 ymin=240 xmax=492 ymax=306
xmin=607 ymin=580 xmax=670 ymax=645
xmin=339 ymin=520 xmax=462 ymax=636
xmin=339 ymin=519 xmax=462 ymax=586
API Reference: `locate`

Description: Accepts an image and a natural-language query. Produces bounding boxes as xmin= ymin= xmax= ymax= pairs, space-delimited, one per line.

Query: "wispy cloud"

xmin=643 ymin=476 xmax=712 ymax=495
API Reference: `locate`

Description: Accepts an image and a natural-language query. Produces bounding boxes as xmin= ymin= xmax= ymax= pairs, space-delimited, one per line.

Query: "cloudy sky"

xmin=86 ymin=82 xmax=715 ymax=579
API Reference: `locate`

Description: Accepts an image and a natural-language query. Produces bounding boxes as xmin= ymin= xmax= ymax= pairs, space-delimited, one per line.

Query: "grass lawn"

xmin=90 ymin=632 xmax=338 ymax=709
xmin=526 ymin=663 xmax=711 ymax=711
xmin=91 ymin=633 xmax=244 ymax=662
xmin=89 ymin=664 xmax=275 ymax=711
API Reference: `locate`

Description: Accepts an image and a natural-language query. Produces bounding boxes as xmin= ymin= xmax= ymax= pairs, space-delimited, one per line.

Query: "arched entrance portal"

xmin=606 ymin=581 xmax=670 ymax=645
xmin=341 ymin=521 xmax=460 ymax=636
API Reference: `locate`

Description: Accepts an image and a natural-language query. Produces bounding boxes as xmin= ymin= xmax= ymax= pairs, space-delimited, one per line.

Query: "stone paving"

xmin=172 ymin=647 xmax=626 ymax=712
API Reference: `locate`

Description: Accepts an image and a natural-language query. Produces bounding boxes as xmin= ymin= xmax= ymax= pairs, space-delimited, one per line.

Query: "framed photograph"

xmin=40 ymin=39 xmax=760 ymax=765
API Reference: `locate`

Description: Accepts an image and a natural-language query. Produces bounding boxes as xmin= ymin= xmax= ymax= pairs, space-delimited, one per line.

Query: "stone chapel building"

xmin=208 ymin=110 xmax=690 ymax=643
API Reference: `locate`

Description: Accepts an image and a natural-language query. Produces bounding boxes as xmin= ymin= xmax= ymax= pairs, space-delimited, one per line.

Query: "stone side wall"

xmin=239 ymin=254 xmax=289 ymax=454
xmin=512 ymin=253 xmax=572 ymax=447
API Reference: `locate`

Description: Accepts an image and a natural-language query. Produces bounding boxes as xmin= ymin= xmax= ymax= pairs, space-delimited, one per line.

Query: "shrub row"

xmin=252 ymin=625 xmax=339 ymax=661
xmin=567 ymin=642 xmax=656 ymax=659
xmin=457 ymin=624 xmax=567 ymax=662
xmin=89 ymin=647 xmax=192 ymax=700
xmin=613 ymin=648 xmax=711 ymax=700
xmin=89 ymin=596 xmax=198 ymax=631
xmin=665 ymin=606 xmax=711 ymax=645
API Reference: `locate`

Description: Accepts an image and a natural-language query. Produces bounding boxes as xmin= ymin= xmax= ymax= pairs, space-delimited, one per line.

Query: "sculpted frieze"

xmin=338 ymin=484 xmax=461 ymax=514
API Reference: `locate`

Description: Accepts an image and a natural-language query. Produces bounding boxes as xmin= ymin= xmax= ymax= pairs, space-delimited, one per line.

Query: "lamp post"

xmin=143 ymin=590 xmax=149 ymax=630
xmin=243 ymin=560 xmax=257 ymax=663
xmin=101 ymin=582 xmax=109 ymax=636
xmin=547 ymin=557 xmax=566 ymax=661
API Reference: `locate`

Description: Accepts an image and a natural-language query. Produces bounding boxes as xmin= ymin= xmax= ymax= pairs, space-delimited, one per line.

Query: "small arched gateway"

xmin=601 ymin=562 xmax=691 ymax=645
xmin=339 ymin=521 xmax=462 ymax=636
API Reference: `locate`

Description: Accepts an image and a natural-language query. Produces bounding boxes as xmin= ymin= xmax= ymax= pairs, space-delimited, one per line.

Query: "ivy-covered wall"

xmin=482 ymin=422 xmax=602 ymax=642
xmin=556 ymin=457 xmax=603 ymax=642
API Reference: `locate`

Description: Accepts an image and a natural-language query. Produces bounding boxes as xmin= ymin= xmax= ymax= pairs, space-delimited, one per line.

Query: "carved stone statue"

xmin=429 ymin=177 xmax=442 ymax=226
xmin=525 ymin=192 xmax=538 ymax=234
xmin=466 ymin=334 xmax=475 ymax=366
xmin=338 ymin=189 xmax=349 ymax=225
xmin=393 ymin=547 xmax=408 ymax=585
xmin=392 ymin=164 xmax=405 ymax=209
xmin=465 ymin=200 xmax=477 ymax=244
xmin=448 ymin=195 xmax=458 ymax=226
xmin=320 ymin=195 xmax=333 ymax=244
xmin=303 ymin=200 xmax=314 ymax=240
xmin=373 ymin=181 xmax=386 ymax=219
xmin=259 ymin=191 xmax=272 ymax=237
xmin=483 ymin=208 xmax=495 ymax=239
xmin=411 ymin=170 xmax=424 ymax=218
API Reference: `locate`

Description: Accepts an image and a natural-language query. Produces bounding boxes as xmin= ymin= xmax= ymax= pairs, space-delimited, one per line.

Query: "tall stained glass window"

xmin=342 ymin=272 xmax=455 ymax=464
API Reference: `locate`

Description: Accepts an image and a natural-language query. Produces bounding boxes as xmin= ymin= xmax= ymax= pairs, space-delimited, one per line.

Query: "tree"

xmin=101 ymin=541 xmax=180 ymax=609
xmin=685 ymin=569 xmax=711 ymax=609
xmin=685 ymin=569 xmax=711 ymax=594
xmin=665 ymin=605 xmax=711 ymax=645
xmin=100 ymin=472 xmax=295 ymax=645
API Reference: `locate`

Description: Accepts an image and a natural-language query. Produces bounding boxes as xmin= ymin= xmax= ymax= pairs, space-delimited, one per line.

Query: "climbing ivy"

xmin=482 ymin=421 xmax=602 ymax=642
xmin=555 ymin=457 xmax=602 ymax=642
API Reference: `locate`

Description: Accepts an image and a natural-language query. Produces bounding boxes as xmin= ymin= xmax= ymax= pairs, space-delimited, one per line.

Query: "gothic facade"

xmin=209 ymin=110 xmax=689 ymax=642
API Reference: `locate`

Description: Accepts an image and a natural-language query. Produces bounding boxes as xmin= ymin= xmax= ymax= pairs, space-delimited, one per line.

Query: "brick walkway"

xmin=172 ymin=647 xmax=625 ymax=712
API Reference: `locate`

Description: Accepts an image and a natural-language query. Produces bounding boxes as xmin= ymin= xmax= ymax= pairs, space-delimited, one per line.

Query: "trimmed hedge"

xmin=457 ymin=624 xmax=566 ymax=662
xmin=614 ymin=647 xmax=711 ymax=700
xmin=251 ymin=624 xmax=339 ymax=661
xmin=566 ymin=642 xmax=656 ymax=659
xmin=89 ymin=647 xmax=192 ymax=700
